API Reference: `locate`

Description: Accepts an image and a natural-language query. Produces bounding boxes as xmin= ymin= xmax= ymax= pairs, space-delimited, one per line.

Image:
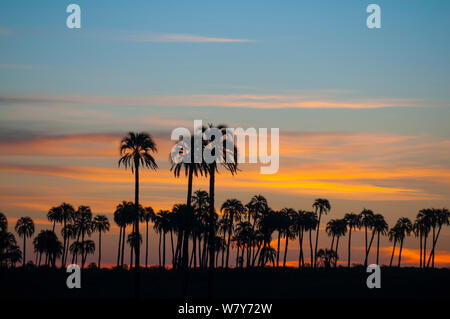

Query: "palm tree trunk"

xmin=170 ymin=231 xmax=175 ymax=266
xmin=207 ymin=167 xmax=216 ymax=298
xmin=283 ymin=234 xmax=289 ymax=267
xmin=330 ymin=235 xmax=335 ymax=252
xmin=163 ymin=232 xmax=166 ymax=268
xmin=121 ymin=225 xmax=126 ymax=267
xmin=365 ymin=231 xmax=376 ymax=267
xmin=22 ymin=236 xmax=26 ymax=266
xmin=398 ymin=238 xmax=404 ymax=267
xmin=226 ymin=222 xmax=232 ymax=268
xmin=62 ymin=217 xmax=67 ymax=267
xmin=298 ymin=230 xmax=303 ymax=268
xmin=419 ymin=232 xmax=422 ymax=268
xmin=208 ymin=168 xmax=216 ymax=270
xmin=145 ymin=221 xmax=149 ymax=268
xmin=158 ymin=231 xmax=162 ymax=267
xmin=376 ymin=232 xmax=380 ymax=265
xmin=335 ymin=237 xmax=340 ymax=267
xmin=389 ymin=239 xmax=396 ymax=267
xmin=309 ymin=229 xmax=313 ymax=267
xmin=423 ymin=234 xmax=427 ymax=268
xmin=276 ymin=230 xmax=281 ymax=267
xmin=427 ymin=225 xmax=442 ymax=268
xmin=313 ymin=209 xmax=322 ymax=268
xmin=98 ymin=231 xmax=102 ymax=269
xmin=134 ymin=163 xmax=140 ymax=270
xmin=347 ymin=228 xmax=352 ymax=267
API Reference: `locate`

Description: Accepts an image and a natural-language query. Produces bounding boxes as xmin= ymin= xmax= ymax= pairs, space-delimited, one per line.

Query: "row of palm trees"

xmin=0 ymin=206 xmax=110 ymax=268
xmin=2 ymin=197 xmax=448 ymax=269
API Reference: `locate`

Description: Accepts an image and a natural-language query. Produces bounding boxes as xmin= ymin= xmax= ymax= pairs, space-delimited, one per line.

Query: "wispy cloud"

xmin=0 ymin=93 xmax=424 ymax=109
xmin=123 ymin=33 xmax=255 ymax=43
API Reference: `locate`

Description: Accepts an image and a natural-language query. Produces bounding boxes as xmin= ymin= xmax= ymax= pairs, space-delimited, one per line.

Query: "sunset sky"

xmin=1 ymin=0 xmax=450 ymax=267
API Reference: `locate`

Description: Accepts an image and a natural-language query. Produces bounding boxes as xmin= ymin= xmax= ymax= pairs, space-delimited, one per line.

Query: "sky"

xmin=1 ymin=0 xmax=450 ymax=267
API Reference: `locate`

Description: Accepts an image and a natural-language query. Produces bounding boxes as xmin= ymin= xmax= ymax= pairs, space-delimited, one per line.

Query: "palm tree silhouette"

xmin=171 ymin=135 xmax=208 ymax=269
xmin=395 ymin=217 xmax=412 ymax=267
xmin=14 ymin=217 xmax=34 ymax=266
xmin=203 ymin=124 xmax=238 ymax=271
xmin=192 ymin=190 xmax=210 ymax=268
xmin=34 ymin=230 xmax=62 ymax=267
xmin=326 ymin=218 xmax=347 ymax=267
xmin=246 ymin=195 xmax=269 ymax=264
xmin=119 ymin=132 xmax=158 ymax=272
xmin=372 ymin=214 xmax=388 ymax=265
xmin=279 ymin=208 xmax=296 ymax=267
xmin=47 ymin=206 xmax=63 ymax=232
xmin=81 ymin=240 xmax=95 ymax=268
xmin=59 ymin=203 xmax=75 ymax=267
xmin=388 ymin=225 xmax=400 ymax=267
xmin=426 ymin=208 xmax=449 ymax=268
xmin=1 ymin=229 xmax=18 ymax=267
xmin=127 ymin=232 xmax=142 ymax=269
xmin=61 ymin=223 xmax=76 ymax=267
xmin=304 ymin=211 xmax=318 ymax=267
xmin=114 ymin=201 xmax=134 ymax=267
xmin=221 ymin=199 xmax=244 ymax=268
xmin=360 ymin=208 xmax=375 ymax=267
xmin=344 ymin=213 xmax=360 ymax=267
xmin=316 ymin=249 xmax=337 ymax=268
xmin=415 ymin=209 xmax=432 ymax=268
xmin=142 ymin=206 xmax=155 ymax=268
xmin=259 ymin=246 xmax=276 ymax=267
xmin=312 ymin=198 xmax=331 ymax=268
xmin=93 ymin=215 xmax=110 ymax=269
xmin=72 ymin=206 xmax=93 ymax=266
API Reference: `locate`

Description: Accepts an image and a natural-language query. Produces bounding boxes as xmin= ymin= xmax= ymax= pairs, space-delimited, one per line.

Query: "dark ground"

xmin=1 ymin=266 xmax=449 ymax=300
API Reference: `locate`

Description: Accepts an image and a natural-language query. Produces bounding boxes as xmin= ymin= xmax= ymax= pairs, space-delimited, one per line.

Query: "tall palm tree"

xmin=360 ymin=209 xmax=375 ymax=267
xmin=312 ymin=198 xmax=331 ymax=268
xmin=372 ymin=214 xmax=388 ymax=265
xmin=14 ymin=217 xmax=35 ymax=266
xmin=279 ymin=208 xmax=296 ymax=267
xmin=426 ymin=208 xmax=449 ymax=268
xmin=388 ymin=225 xmax=400 ymax=267
xmin=203 ymin=124 xmax=238 ymax=271
xmin=47 ymin=206 xmax=63 ymax=232
xmin=395 ymin=217 xmax=412 ymax=267
xmin=221 ymin=199 xmax=244 ymax=268
xmin=72 ymin=206 xmax=93 ymax=265
xmin=1 ymin=231 xmax=18 ymax=267
xmin=292 ymin=210 xmax=307 ymax=268
xmin=344 ymin=213 xmax=360 ymax=267
xmin=304 ymin=211 xmax=318 ymax=267
xmin=61 ymin=224 xmax=76 ymax=267
xmin=92 ymin=215 xmax=110 ymax=269
xmin=142 ymin=206 xmax=155 ymax=268
xmin=81 ymin=240 xmax=95 ymax=268
xmin=363 ymin=213 xmax=385 ymax=267
xmin=35 ymin=230 xmax=63 ymax=267
xmin=114 ymin=201 xmax=134 ymax=267
xmin=416 ymin=209 xmax=432 ymax=268
xmin=59 ymin=203 xmax=75 ymax=267
xmin=326 ymin=218 xmax=347 ymax=267
xmin=119 ymin=132 xmax=158 ymax=271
